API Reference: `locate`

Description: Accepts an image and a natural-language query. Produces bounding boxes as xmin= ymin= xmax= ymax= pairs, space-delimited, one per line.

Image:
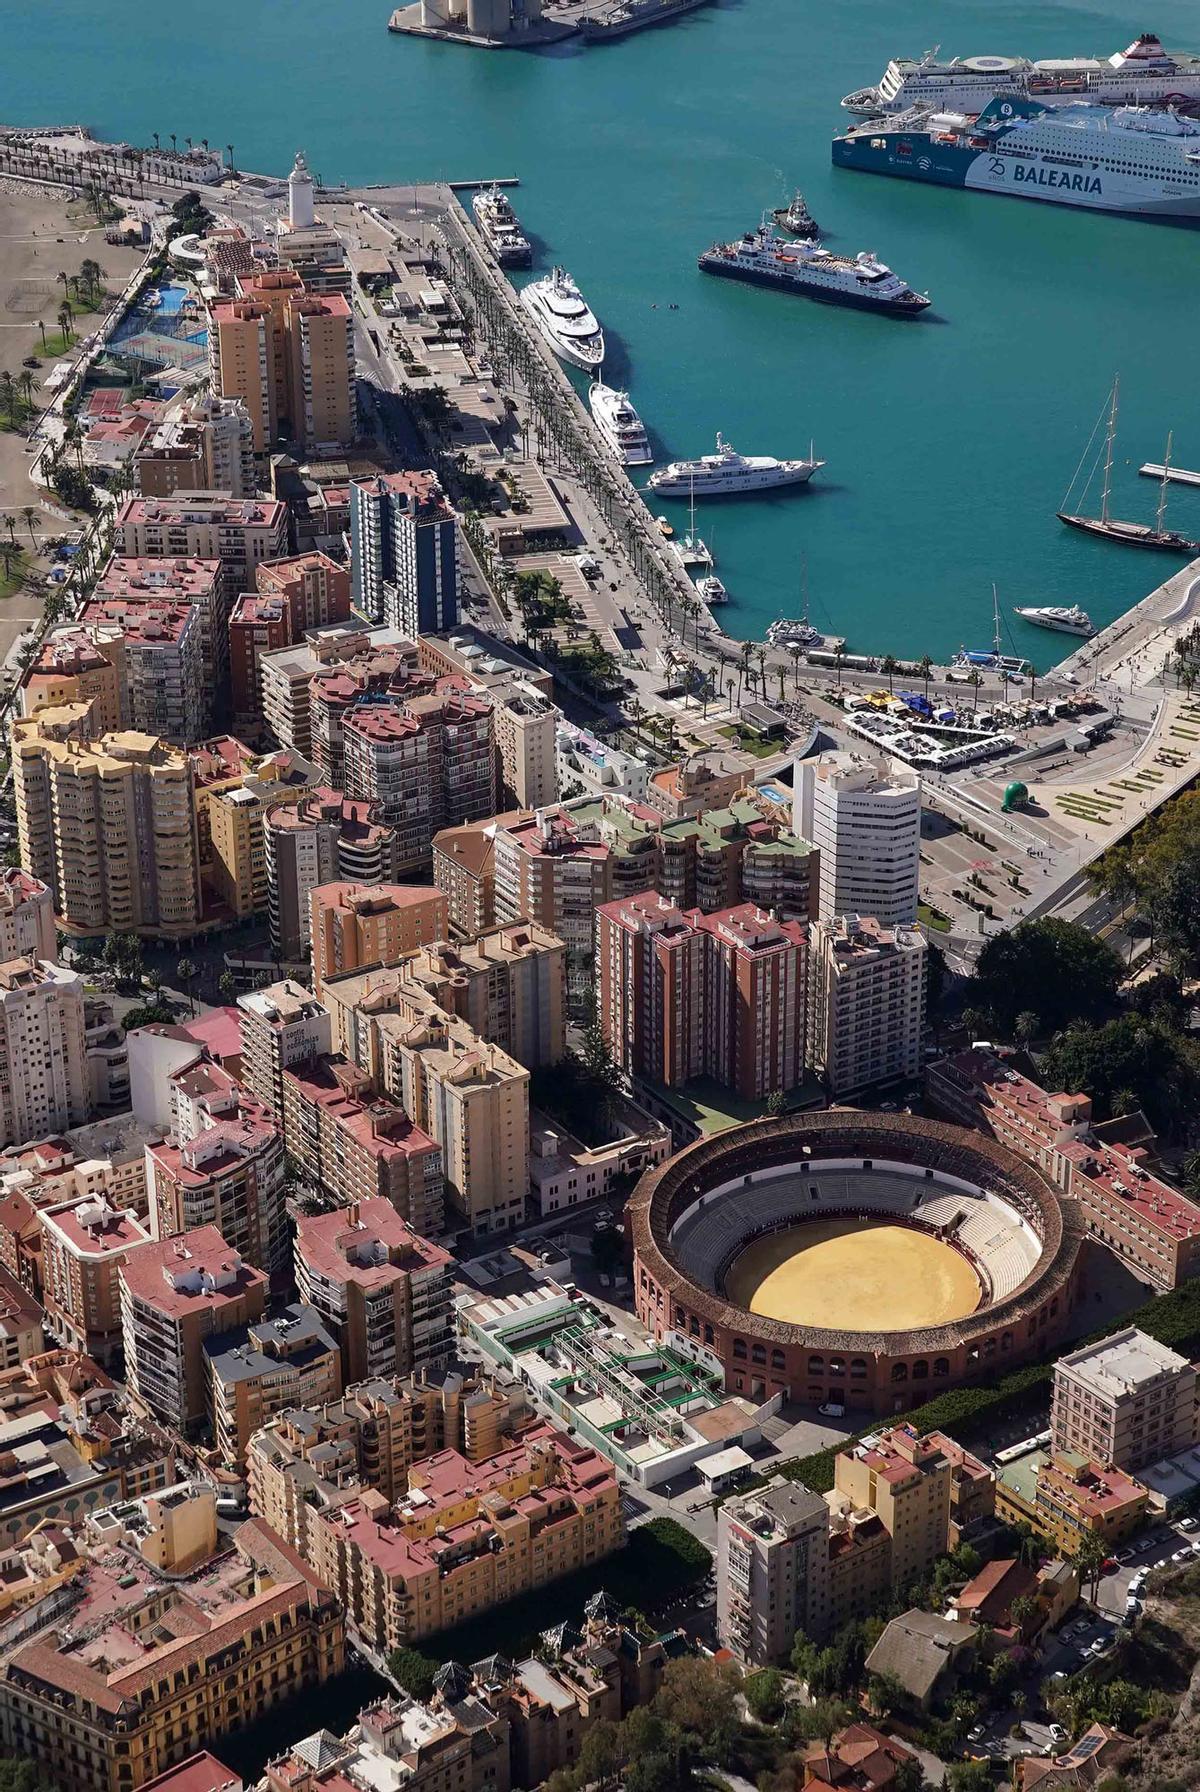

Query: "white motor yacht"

xmin=520 ymin=268 xmax=605 ymax=371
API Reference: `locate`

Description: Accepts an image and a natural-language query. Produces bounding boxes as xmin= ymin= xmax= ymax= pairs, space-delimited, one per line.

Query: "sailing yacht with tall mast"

xmin=670 ymin=479 xmax=714 ymax=570
xmin=1058 ymin=381 xmax=1200 ymax=552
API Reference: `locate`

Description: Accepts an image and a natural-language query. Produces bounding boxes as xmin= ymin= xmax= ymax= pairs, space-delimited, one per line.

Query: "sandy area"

xmin=0 ymin=181 xmax=144 ymax=664
xmin=724 ymin=1219 xmax=983 ymax=1333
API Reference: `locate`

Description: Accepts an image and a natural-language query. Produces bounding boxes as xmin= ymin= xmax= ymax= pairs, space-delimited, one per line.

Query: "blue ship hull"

xmin=831 ymin=131 xmax=1200 ymax=222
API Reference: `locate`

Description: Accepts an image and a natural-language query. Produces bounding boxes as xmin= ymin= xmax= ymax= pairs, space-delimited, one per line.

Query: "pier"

xmin=387 ymin=0 xmax=710 ymax=50
xmin=1139 ymin=462 xmax=1200 ymax=488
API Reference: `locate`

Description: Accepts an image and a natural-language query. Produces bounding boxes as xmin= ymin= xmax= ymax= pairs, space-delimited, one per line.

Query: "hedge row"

xmin=778 ymin=1270 xmax=1200 ymax=1495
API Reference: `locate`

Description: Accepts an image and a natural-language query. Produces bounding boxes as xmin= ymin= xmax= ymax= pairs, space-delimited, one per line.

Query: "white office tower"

xmin=288 ymin=150 xmax=316 ymax=230
xmin=793 ymin=751 xmax=921 ymax=929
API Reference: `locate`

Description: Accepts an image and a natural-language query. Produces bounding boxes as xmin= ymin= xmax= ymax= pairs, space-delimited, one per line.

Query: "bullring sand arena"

xmin=723 ymin=1219 xmax=984 ymax=1334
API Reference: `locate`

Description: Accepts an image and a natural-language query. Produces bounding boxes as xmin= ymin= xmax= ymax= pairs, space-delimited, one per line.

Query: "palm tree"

xmin=20 ymin=508 xmax=37 ymax=549
xmin=725 ymin=676 xmax=735 ymax=712
xmin=169 ymin=133 xmax=177 ymax=155
xmin=881 ymin=653 xmax=899 ymax=693
xmin=4 ymin=518 xmax=15 ymax=549
xmin=37 ymin=319 xmax=47 ymax=351
xmin=176 ymin=957 xmax=198 ymax=1017
xmin=57 ymin=301 xmax=73 ymax=340
xmin=918 ymin=653 xmax=933 ymax=698
xmin=968 ymin=668 xmax=983 ymax=714
xmin=226 ymin=144 xmax=235 ymax=172
xmin=18 ymin=371 xmax=36 ymax=414
xmin=0 ymin=372 xmax=15 ymax=427
xmin=833 ymin=642 xmax=846 ymax=690
xmin=789 ymin=644 xmax=803 ymax=692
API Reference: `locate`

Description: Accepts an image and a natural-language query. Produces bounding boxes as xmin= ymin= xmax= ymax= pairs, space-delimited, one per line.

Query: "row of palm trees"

xmin=0 ymin=370 xmax=37 ymax=429
xmin=0 ymin=134 xmax=235 ymax=208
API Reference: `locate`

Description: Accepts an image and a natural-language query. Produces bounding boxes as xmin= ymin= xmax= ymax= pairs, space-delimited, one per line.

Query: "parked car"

xmin=1179 ymin=1515 xmax=1198 ymax=1532
xmin=818 ymin=1402 xmax=845 ymax=1418
xmin=1048 ymin=1725 xmax=1067 ymax=1743
xmin=1172 ymin=1549 xmax=1192 ymax=1563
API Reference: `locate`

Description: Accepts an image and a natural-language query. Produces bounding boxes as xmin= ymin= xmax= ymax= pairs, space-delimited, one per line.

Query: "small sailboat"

xmin=1058 ymin=379 xmax=1200 ymax=554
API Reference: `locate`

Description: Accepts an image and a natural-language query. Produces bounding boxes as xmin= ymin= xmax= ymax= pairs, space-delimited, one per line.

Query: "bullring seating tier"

xmin=668 ymin=1164 xmax=1042 ymax=1306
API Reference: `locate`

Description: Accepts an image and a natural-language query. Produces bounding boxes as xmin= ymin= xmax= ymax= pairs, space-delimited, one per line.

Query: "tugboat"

xmin=773 ymin=190 xmax=821 ymax=239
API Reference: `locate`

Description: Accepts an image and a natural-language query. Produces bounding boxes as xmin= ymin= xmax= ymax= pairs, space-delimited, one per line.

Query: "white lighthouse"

xmin=288 ymin=149 xmax=315 ymax=230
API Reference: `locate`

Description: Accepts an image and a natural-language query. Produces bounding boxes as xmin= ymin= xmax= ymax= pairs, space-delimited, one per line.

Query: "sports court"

xmin=724 ymin=1219 xmax=983 ymax=1333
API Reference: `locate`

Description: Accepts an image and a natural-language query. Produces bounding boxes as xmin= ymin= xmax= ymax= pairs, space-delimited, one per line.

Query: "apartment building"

xmin=0 ymin=1264 xmax=44 ymax=1366
xmin=1052 ymin=1327 xmax=1197 ymax=1473
xmin=281 ymin=1054 xmax=444 ymax=1235
xmin=39 ymin=1193 xmax=153 ymax=1365
xmin=717 ymin=1481 xmax=832 ymax=1665
xmin=246 ymin=1367 xmax=529 ymax=1548
xmin=259 ymin=624 xmax=412 ymax=759
xmin=145 ymin=1056 xmax=288 ymax=1276
xmin=432 ymin=812 xmax=531 ymax=940
xmin=310 ymin=882 xmax=449 ymax=999
xmin=995 ymin=1447 xmax=1149 ymax=1554
xmin=135 ymin=393 xmax=256 ymax=498
xmin=493 ymin=686 xmax=559 ymax=808
xmin=228 ymin=592 xmax=290 ymax=726
xmin=237 ymin=980 xmax=333 ymax=1114
xmin=326 ymin=972 xmax=529 ymax=1237
xmin=206 ymin=1305 xmax=342 ymax=1466
xmin=262 ymin=1697 xmax=502 ymax=1792
xmin=120 ymin=1227 xmax=269 ymax=1435
xmin=94 ymin=552 xmax=228 ymax=692
xmin=306 ymin=1427 xmax=622 ymax=1649
xmin=0 ymin=875 xmax=55 ymax=979
xmin=597 ymin=896 xmax=808 ymax=1101
xmin=14 ymin=707 xmax=200 ymax=939
xmin=114 ymin=494 xmax=289 ymax=593
xmin=655 ymin=795 xmax=818 ymax=923
xmin=834 ymin=1426 xmax=953 ymax=1595
xmin=76 ymin=594 xmax=205 ymax=746
xmin=493 ymin=805 xmax=641 ymax=1007
xmin=342 ymin=692 xmax=496 ymax=877
xmin=397 ymin=924 xmax=566 ymax=1070
xmin=258 ymin=548 xmax=351 ymax=630
xmin=308 ymin=645 xmax=431 ymax=787
xmin=295 ymin=1197 xmax=454 ymax=1385
xmin=0 ymin=957 xmax=90 ymax=1149
xmin=350 ymin=471 xmax=458 ymax=632
xmin=793 ymin=752 xmax=922 ymax=928
xmin=266 ymin=791 xmax=399 ymax=962
xmin=209 ymin=271 xmax=355 ymax=451
xmin=808 ymin=914 xmax=927 ymax=1098
xmin=0 ymin=1354 xmax=177 ymax=1542
xmin=21 ymin=625 xmax=127 ymax=731
xmin=205 ymin=749 xmax=323 ymax=919
xmin=0 ymin=1520 xmax=344 ymax=1792
xmin=926 ymin=1049 xmax=1200 ymax=1289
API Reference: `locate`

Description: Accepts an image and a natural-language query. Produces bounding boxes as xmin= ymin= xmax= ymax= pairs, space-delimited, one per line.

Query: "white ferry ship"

xmin=834 ymin=95 xmax=1200 ymax=221
xmin=843 ymin=33 xmax=1200 ymax=116
xmin=648 ymin=433 xmax=823 ymax=496
xmin=589 ymin=381 xmax=653 ymax=464
xmin=520 ymin=268 xmax=605 ymax=370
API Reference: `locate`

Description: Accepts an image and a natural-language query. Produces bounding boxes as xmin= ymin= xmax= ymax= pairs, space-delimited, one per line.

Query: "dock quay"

xmin=1139 ymin=461 xmax=1200 ymax=488
xmin=387 ymin=0 xmax=709 ymax=50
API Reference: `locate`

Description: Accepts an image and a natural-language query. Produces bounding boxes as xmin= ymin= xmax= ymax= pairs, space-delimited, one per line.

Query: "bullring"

xmin=627 ymin=1110 xmax=1084 ymax=1416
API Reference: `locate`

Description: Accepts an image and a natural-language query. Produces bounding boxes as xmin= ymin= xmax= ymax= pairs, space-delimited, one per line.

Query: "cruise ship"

xmin=648 ymin=433 xmax=823 ymax=496
xmin=699 ymin=221 xmax=930 ymax=316
xmin=471 ymin=185 xmax=532 ymax=267
xmin=1014 ymin=604 xmax=1095 ymax=636
xmin=842 ymin=34 xmax=1200 ymax=116
xmin=520 ymin=269 xmax=605 ymax=370
xmin=589 ymin=381 xmax=652 ymax=464
xmin=833 ymin=95 xmax=1200 ymax=221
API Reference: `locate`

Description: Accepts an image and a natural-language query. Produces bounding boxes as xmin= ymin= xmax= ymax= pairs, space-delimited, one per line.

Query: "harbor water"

xmin=10 ymin=0 xmax=1200 ymax=664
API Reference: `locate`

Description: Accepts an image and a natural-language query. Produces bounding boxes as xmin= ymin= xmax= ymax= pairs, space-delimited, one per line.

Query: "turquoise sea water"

xmin=9 ymin=0 xmax=1200 ymax=663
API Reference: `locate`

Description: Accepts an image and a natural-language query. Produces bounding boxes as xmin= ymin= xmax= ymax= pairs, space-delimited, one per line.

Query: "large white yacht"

xmin=520 ymin=268 xmax=605 ymax=371
xmin=1014 ymin=604 xmax=1095 ymax=636
xmin=589 ymin=381 xmax=652 ymax=465
xmin=648 ymin=433 xmax=823 ymax=496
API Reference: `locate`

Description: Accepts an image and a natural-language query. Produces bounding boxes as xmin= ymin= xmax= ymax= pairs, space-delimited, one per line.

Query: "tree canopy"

xmin=1040 ymin=1012 xmax=1200 ymax=1137
xmin=966 ymin=918 xmax=1121 ymax=1035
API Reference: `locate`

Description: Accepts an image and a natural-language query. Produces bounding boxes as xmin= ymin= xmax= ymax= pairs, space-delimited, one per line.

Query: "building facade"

xmin=793 ymin=752 xmax=921 ymax=928
xmin=350 ymin=472 xmax=458 ymax=633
